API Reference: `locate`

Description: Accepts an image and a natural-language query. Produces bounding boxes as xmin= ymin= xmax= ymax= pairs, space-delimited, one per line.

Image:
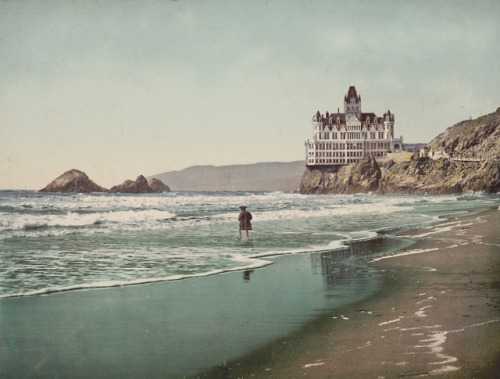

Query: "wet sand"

xmin=202 ymin=208 xmax=500 ymax=378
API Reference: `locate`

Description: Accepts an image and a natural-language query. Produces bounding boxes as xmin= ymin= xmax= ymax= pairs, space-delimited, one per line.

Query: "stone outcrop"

xmin=379 ymin=156 xmax=500 ymax=194
xmin=430 ymin=108 xmax=500 ymax=161
xmin=109 ymin=175 xmax=170 ymax=193
xmin=40 ymin=169 xmax=107 ymax=193
xmin=300 ymin=157 xmax=381 ymax=194
xmin=301 ymin=108 xmax=500 ymax=195
xmin=147 ymin=178 xmax=171 ymax=193
xmin=109 ymin=175 xmax=153 ymax=193
xmin=40 ymin=171 xmax=171 ymax=194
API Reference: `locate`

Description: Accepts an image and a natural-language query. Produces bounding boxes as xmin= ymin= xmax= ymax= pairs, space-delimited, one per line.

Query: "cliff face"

xmin=300 ymin=108 xmax=500 ymax=195
xmin=40 ymin=169 xmax=107 ymax=193
xmin=300 ymin=157 xmax=381 ymax=194
xmin=379 ymin=156 xmax=500 ymax=194
xmin=429 ymin=108 xmax=500 ymax=161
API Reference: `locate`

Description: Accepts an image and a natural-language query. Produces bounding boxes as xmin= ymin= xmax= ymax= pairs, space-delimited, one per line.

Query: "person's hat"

xmin=239 ymin=205 xmax=247 ymax=210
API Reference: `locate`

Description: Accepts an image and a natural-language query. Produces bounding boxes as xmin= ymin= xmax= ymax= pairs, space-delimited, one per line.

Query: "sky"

xmin=1 ymin=0 xmax=499 ymax=190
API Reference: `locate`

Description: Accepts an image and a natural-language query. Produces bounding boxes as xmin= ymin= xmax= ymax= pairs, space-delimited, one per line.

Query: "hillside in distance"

xmin=152 ymin=161 xmax=305 ymax=191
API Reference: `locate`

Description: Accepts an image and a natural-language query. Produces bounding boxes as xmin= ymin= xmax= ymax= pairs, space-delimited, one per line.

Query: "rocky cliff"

xmin=379 ymin=155 xmax=500 ymax=194
xmin=300 ymin=108 xmax=500 ymax=195
xmin=300 ymin=157 xmax=381 ymax=194
xmin=429 ymin=108 xmax=500 ymax=161
xmin=40 ymin=169 xmax=107 ymax=193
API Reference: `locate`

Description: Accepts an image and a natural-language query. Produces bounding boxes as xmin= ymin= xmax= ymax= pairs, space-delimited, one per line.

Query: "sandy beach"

xmin=202 ymin=208 xmax=500 ymax=378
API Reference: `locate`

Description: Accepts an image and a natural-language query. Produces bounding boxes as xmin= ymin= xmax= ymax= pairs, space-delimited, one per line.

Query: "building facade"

xmin=305 ymin=86 xmax=403 ymax=166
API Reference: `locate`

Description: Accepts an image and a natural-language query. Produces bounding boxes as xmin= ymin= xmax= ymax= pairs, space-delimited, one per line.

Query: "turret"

xmin=344 ymin=85 xmax=362 ymax=119
xmin=383 ymin=110 xmax=395 ymax=139
xmin=312 ymin=110 xmax=323 ymax=135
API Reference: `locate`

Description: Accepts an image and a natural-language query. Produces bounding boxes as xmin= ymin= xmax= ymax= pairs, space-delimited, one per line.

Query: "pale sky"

xmin=1 ymin=0 xmax=499 ymax=190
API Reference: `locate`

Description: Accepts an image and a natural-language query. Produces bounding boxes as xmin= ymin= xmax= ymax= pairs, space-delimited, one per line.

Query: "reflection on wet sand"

xmin=243 ymin=270 xmax=254 ymax=281
xmin=311 ymin=235 xmax=412 ymax=288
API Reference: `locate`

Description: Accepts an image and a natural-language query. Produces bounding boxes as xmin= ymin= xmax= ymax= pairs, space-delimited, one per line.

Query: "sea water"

xmin=1 ymin=190 xmax=499 ymax=298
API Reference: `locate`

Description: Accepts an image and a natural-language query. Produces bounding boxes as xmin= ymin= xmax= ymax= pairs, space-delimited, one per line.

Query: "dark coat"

xmin=238 ymin=211 xmax=252 ymax=230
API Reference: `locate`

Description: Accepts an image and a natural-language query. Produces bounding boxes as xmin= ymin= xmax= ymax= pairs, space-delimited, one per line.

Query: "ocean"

xmin=1 ymin=190 xmax=499 ymax=299
xmin=1 ymin=190 xmax=499 ymax=377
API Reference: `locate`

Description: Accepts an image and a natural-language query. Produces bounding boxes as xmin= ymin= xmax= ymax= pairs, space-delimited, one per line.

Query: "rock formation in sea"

xmin=109 ymin=175 xmax=152 ymax=193
xmin=39 ymin=169 xmax=107 ymax=193
xmin=109 ymin=175 xmax=170 ymax=193
xmin=147 ymin=178 xmax=171 ymax=193
xmin=300 ymin=107 xmax=500 ymax=194
xmin=40 ymin=170 xmax=171 ymax=194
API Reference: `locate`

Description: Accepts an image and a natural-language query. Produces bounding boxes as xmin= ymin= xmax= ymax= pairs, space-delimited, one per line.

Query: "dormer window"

xmin=336 ymin=117 xmax=340 ymax=123
xmin=366 ymin=116 xmax=370 ymax=123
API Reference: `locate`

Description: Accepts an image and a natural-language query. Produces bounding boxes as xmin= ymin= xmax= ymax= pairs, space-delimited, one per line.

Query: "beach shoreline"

xmin=1 ymin=205 xmax=499 ymax=378
xmin=200 ymin=207 xmax=500 ymax=378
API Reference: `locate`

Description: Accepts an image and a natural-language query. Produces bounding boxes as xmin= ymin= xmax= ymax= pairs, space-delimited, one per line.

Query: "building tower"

xmin=344 ymin=86 xmax=362 ymax=120
xmin=384 ymin=110 xmax=394 ymax=139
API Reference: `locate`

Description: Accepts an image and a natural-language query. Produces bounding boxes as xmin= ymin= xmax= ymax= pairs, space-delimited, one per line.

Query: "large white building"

xmin=305 ymin=86 xmax=403 ymax=166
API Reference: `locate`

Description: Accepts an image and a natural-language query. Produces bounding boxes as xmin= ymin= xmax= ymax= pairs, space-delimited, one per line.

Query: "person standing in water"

xmin=238 ymin=205 xmax=252 ymax=240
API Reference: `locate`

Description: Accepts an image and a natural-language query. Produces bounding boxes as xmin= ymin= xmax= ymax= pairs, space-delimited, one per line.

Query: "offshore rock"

xmin=300 ymin=157 xmax=381 ymax=194
xmin=39 ymin=169 xmax=107 ymax=193
xmin=147 ymin=178 xmax=171 ymax=193
xmin=109 ymin=175 xmax=154 ymax=193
